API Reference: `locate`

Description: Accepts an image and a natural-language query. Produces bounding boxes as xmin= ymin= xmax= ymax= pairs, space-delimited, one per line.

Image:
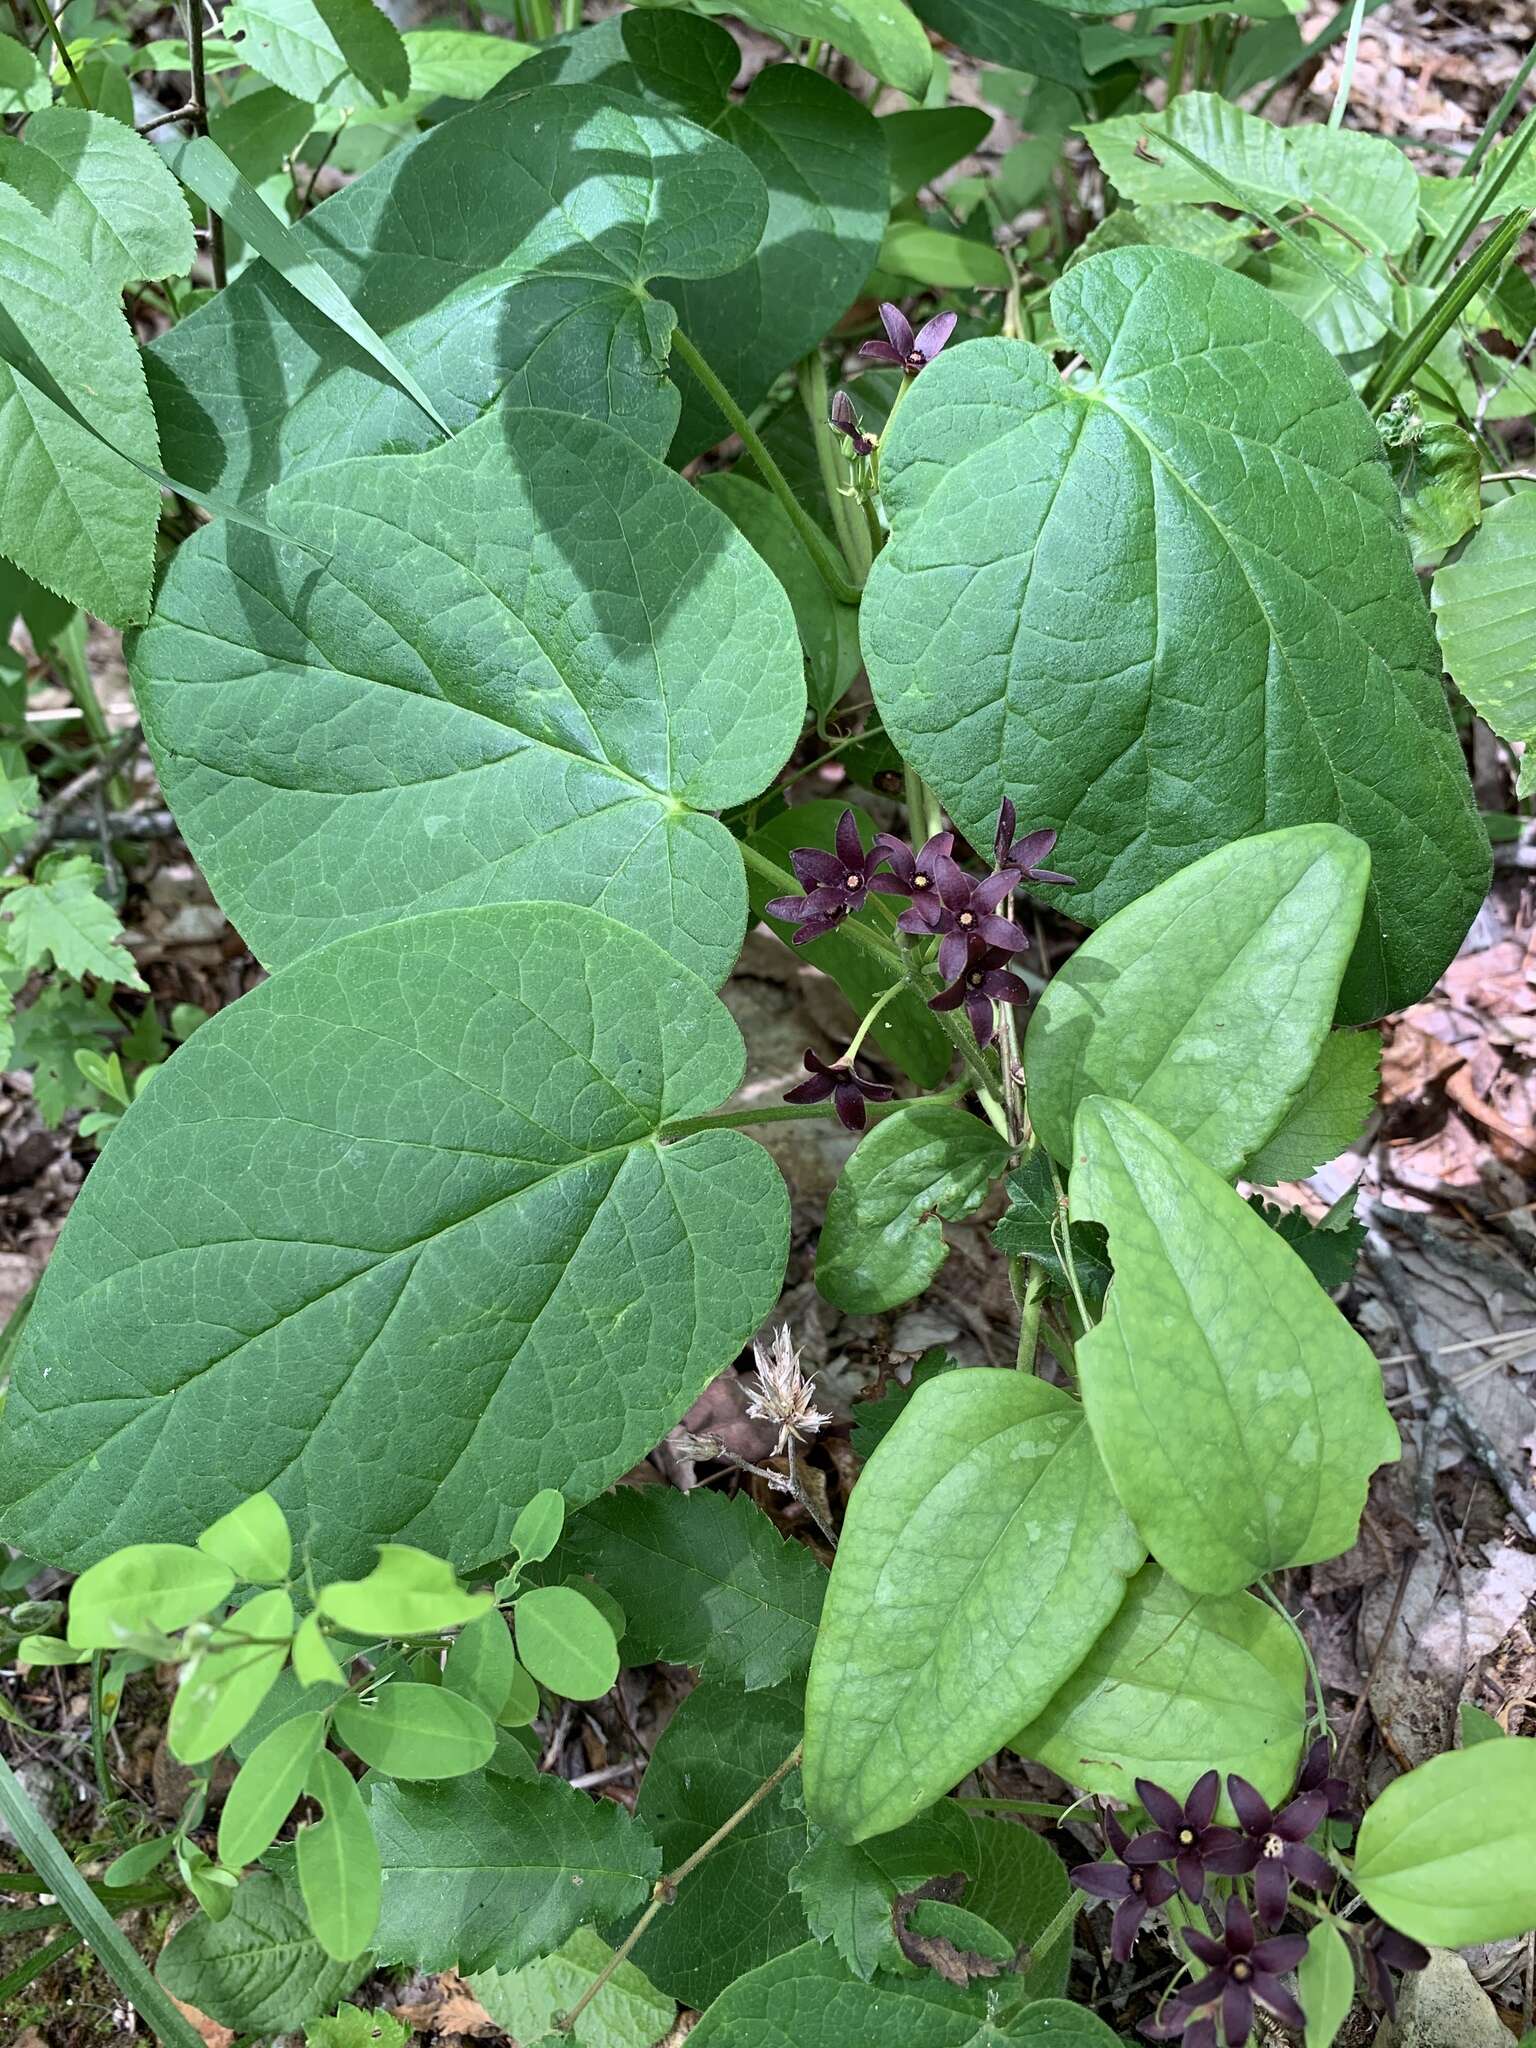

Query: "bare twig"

xmin=3 ymin=724 xmax=144 ymax=879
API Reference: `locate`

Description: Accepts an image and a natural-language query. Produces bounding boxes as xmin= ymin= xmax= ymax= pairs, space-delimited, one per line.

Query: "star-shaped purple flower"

xmin=897 ymin=866 xmax=1028 ymax=983
xmin=859 ymin=301 xmax=957 ymax=376
xmin=1142 ymin=2009 xmax=1217 ymax=2048
xmin=1362 ymin=1920 xmax=1429 ymax=2020
xmin=782 ymin=1048 xmax=894 ymax=1133
xmin=868 ymin=829 xmax=958 ymax=910
xmin=1070 ymin=1808 xmax=1179 ymax=1963
xmin=1178 ymin=1897 xmax=1306 ymax=2047
xmin=1226 ymin=1773 xmax=1331 ymax=1927
xmin=1295 ymin=1735 xmax=1357 ymax=1822
xmin=993 ymin=799 xmax=1076 ymax=886
xmin=1125 ymin=1772 xmax=1251 ymax=1903
xmin=927 ymin=938 xmax=1029 ymax=1047
xmin=829 ymin=389 xmax=877 ymax=458
xmin=764 ymin=808 xmax=888 ymax=944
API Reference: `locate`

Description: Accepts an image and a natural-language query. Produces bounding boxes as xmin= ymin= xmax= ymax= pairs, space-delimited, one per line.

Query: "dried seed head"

xmin=745 ymin=1325 xmax=832 ymax=1455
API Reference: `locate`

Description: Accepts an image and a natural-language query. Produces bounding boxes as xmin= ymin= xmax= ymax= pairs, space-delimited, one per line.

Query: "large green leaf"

xmin=862 ymin=247 xmax=1489 ymax=1020
xmin=816 ymin=1104 xmax=1010 ymax=1314
xmin=0 ymin=109 xmax=194 ymax=286
xmin=299 ymin=1746 xmax=381 ymax=1962
xmin=1433 ymin=491 xmax=1536 ymax=799
xmin=691 ymin=1946 xmax=1120 ymax=2045
xmin=1023 ymin=826 xmax=1370 ymax=1178
xmin=157 ymin=1871 xmax=367 ymax=2031
xmin=1353 ymin=1739 xmax=1536 ymax=1945
xmin=471 ymin=1928 xmax=675 ymax=2048
xmin=130 ymin=407 xmax=803 ymax=983
xmin=1081 ymin=94 xmax=1418 ymax=255
xmin=909 ymin=0 xmax=1091 ymax=90
xmin=0 ymin=904 xmax=789 ymax=1577
xmin=803 ymin=1369 xmax=1142 ymax=1844
xmin=560 ymin=1486 xmax=826 ymax=1692
xmin=369 ymin=1767 xmax=660 ymax=1972
xmin=1013 ymin=1564 xmax=1308 ymax=1808
xmin=1246 ymin=223 xmax=1395 ymax=355
xmin=629 ymin=1683 xmax=809 ymax=2007
xmin=0 ymin=180 xmax=163 ymax=623
xmin=145 ymin=83 xmax=768 ymax=499
xmin=224 ymin=0 xmax=409 ymax=105
xmin=1070 ymin=1098 xmax=1399 ymax=1595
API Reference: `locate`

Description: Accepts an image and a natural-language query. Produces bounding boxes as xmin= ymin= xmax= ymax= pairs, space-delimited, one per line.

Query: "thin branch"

xmin=3 ymin=724 xmax=144 ymax=879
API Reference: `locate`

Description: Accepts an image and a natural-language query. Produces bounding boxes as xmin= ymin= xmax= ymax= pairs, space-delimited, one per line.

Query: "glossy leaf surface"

xmin=131 ymin=409 xmax=803 ymax=983
xmin=1353 ymin=1738 xmax=1536 ymax=1945
xmin=1071 ymin=1098 xmax=1399 ymax=1595
xmin=0 ymin=905 xmax=789 ymax=1577
xmin=862 ymin=247 xmax=1489 ymax=1020
xmin=1024 ymin=827 xmax=1370 ymax=1177
xmin=804 ymin=1369 xmax=1142 ymax=1843
xmin=332 ymin=1683 xmax=497 ymax=1779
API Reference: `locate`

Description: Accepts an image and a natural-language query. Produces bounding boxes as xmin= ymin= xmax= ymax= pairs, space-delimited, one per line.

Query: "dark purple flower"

xmin=1070 ymin=1808 xmax=1179 ymax=1963
xmin=1142 ymin=2009 xmax=1217 ymax=2048
xmin=1362 ymin=1920 xmax=1429 ymax=2020
xmin=829 ymin=389 xmax=877 ymax=458
xmin=869 ymin=829 xmax=958 ymax=910
xmin=783 ymin=1048 xmax=894 ymax=1133
xmin=927 ymin=939 xmax=1029 ymax=1048
xmin=898 ymin=866 xmax=1028 ymax=982
xmin=1226 ymin=1773 xmax=1330 ymax=1927
xmin=1126 ymin=1772 xmax=1251 ymax=1904
xmin=764 ymin=808 xmax=888 ymax=944
xmin=1295 ymin=1736 xmax=1358 ymax=1822
xmin=993 ymin=799 xmax=1076 ymax=887
xmin=1179 ymin=1897 xmax=1306 ymax=2047
xmin=859 ymin=302 xmax=957 ymax=376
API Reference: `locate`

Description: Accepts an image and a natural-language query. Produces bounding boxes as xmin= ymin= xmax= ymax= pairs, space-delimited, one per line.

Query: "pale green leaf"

xmin=218 ymin=1711 xmax=326 ymax=1869
xmin=1013 ymin=1564 xmax=1308 ymax=1809
xmin=443 ymin=1609 xmax=519 ymax=1720
xmin=699 ymin=474 xmax=861 ymax=722
xmin=1246 ymin=222 xmax=1395 ymax=354
xmin=293 ymin=1612 xmax=344 ymax=1689
xmin=298 ymin=1747 xmax=381 ymax=1962
xmin=319 ymin=1548 xmax=490 ymax=1639
xmin=514 ymin=1585 xmax=620 ymax=1701
xmin=1243 ymin=1029 xmax=1381 ymax=1183
xmin=0 ymin=854 xmax=146 ymax=989
xmin=168 ymin=1587 xmax=294 ymax=1764
xmin=0 ymin=111 xmax=193 ymax=287
xmin=499 ymin=1661 xmax=539 ymax=1728
xmin=1071 ymin=201 xmax=1254 ymax=268
xmin=471 ymin=1927 xmax=674 ymax=2048
xmin=1460 ymin=1701 xmax=1506 ymax=1747
xmin=131 ymin=408 xmax=802 ymax=985
xmin=332 ymin=1683 xmax=496 ymax=1779
xmin=0 ymin=904 xmax=789 ymax=1580
xmin=307 ymin=2004 xmax=409 ymax=2048
xmin=1081 ymin=94 xmax=1418 ymax=255
xmin=1071 ymin=1097 xmax=1400 ymax=1596
xmin=69 ymin=1543 xmax=234 ymax=1651
xmin=369 ymin=1769 xmax=660 ymax=1973
xmin=803 ymin=1369 xmax=1143 ymax=1844
xmin=1385 ymin=415 xmax=1483 ymax=565
xmin=197 ymin=1492 xmax=293 ymax=1584
xmin=224 ymin=0 xmax=408 ymax=107
xmin=17 ymin=1634 xmax=85 ymax=1665
xmin=862 ymin=248 xmax=1488 ymax=1020
xmin=689 ymin=1945 xmax=1119 ymax=2044
xmin=1024 ymin=826 xmax=1369 ymax=1179
xmin=1299 ymin=1920 xmax=1355 ymax=2048
xmin=104 ymin=1836 xmax=176 ymax=1886
xmin=1434 ymin=491 xmax=1536 ymax=797
xmin=816 ymin=1105 xmax=1009 ymax=1315
xmin=511 ymin=1490 xmax=566 ymax=1567
xmin=560 ymin=1485 xmax=826 ymax=1693
xmin=878 ymin=220 xmax=1012 ymax=290
xmin=629 ymin=1682 xmax=809 ymax=2007
xmin=739 ymin=0 xmax=931 ymax=96
xmin=0 ymin=31 xmax=51 ymax=113
xmin=146 ymin=84 xmax=769 ymax=498
xmin=157 ymin=1870 xmax=368 ymax=2030
xmin=1353 ymin=1738 xmax=1536 ymax=1945
xmin=747 ymin=801 xmax=952 ymax=1088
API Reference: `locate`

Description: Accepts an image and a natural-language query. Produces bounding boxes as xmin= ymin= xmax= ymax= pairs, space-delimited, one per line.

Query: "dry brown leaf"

xmin=167 ymin=1997 xmax=235 ymax=2048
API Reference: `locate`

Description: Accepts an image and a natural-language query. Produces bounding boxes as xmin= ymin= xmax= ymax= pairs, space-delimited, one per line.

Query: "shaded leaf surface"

xmin=145 ymin=83 xmax=768 ymax=499
xmin=560 ymin=1486 xmax=826 ymax=1692
xmin=1434 ymin=490 xmax=1536 ymax=798
xmin=991 ymin=1154 xmax=1110 ymax=1309
xmin=224 ymin=0 xmax=409 ymax=105
xmin=131 ymin=407 xmax=803 ymax=982
xmin=804 ymin=1370 xmax=1142 ymax=1844
xmin=862 ymin=247 xmax=1489 ymax=1021
xmin=1071 ymin=1098 xmax=1399 ymax=1595
xmin=370 ymin=1768 xmax=660 ymax=1973
xmin=157 ymin=1871 xmax=367 ymax=2031
xmin=0 ymin=904 xmax=788 ymax=1577
xmin=1243 ymin=1029 xmax=1380 ymax=1183
xmin=1013 ymin=1564 xmax=1307 ymax=1807
xmin=0 ymin=109 xmax=194 ymax=285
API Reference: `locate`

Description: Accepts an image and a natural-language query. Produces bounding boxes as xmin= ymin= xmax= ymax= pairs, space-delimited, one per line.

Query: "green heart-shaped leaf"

xmin=130 ymin=407 xmax=803 ymax=983
xmin=861 ymin=247 xmax=1489 ymax=1020
xmin=0 ymin=903 xmax=789 ymax=1577
xmin=1353 ymin=1738 xmax=1536 ymax=1946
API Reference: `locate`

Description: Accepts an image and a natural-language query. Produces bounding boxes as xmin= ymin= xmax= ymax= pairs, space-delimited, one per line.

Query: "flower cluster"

xmin=1069 ymin=1744 xmax=1424 ymax=2048
xmin=829 ymin=299 xmax=959 ymax=462
xmin=765 ymin=803 xmax=1073 ymax=1082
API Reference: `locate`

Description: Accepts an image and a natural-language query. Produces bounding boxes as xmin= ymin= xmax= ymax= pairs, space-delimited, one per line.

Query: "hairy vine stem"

xmin=552 ymin=1741 xmax=805 ymax=2035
